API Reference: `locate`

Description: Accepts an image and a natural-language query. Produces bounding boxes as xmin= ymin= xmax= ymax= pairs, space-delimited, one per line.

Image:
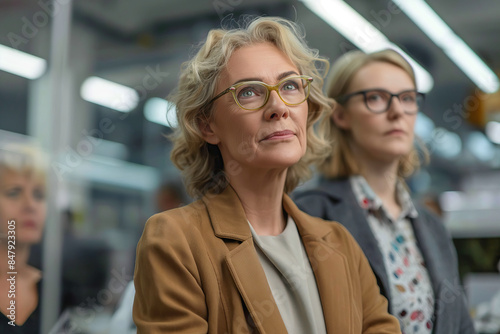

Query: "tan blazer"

xmin=133 ymin=186 xmax=401 ymax=333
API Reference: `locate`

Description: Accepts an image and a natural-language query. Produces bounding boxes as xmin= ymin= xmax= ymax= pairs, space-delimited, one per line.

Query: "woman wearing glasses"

xmin=133 ymin=18 xmax=400 ymax=333
xmin=295 ymin=49 xmax=475 ymax=334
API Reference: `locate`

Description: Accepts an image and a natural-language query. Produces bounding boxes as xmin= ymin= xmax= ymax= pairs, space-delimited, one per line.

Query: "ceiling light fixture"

xmin=0 ymin=44 xmax=47 ymax=79
xmin=81 ymin=76 xmax=139 ymax=112
xmin=144 ymin=97 xmax=178 ymax=128
xmin=301 ymin=0 xmax=434 ymax=92
xmin=392 ymin=0 xmax=499 ymax=93
xmin=486 ymin=121 xmax=500 ymax=144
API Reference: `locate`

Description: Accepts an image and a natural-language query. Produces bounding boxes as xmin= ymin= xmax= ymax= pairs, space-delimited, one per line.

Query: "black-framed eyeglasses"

xmin=336 ymin=89 xmax=425 ymax=114
xmin=205 ymin=75 xmax=313 ymax=111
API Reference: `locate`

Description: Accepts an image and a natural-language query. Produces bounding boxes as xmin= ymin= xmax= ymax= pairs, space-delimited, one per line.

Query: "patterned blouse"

xmin=350 ymin=175 xmax=435 ymax=334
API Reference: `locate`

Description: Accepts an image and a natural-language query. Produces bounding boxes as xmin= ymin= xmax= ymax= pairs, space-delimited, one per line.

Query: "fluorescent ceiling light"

xmin=81 ymin=76 xmax=139 ymax=112
xmin=486 ymin=121 xmax=500 ymax=144
xmin=144 ymin=97 xmax=178 ymax=128
xmin=301 ymin=0 xmax=434 ymax=92
xmin=0 ymin=44 xmax=46 ymax=79
xmin=392 ymin=0 xmax=499 ymax=93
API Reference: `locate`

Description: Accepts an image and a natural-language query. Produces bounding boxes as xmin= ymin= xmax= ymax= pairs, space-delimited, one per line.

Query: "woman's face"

xmin=203 ymin=42 xmax=309 ymax=175
xmin=0 ymin=169 xmax=46 ymax=245
xmin=334 ymin=61 xmax=417 ymax=165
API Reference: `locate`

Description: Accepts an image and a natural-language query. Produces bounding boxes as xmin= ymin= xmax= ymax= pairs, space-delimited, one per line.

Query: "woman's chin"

xmin=16 ymin=233 xmax=43 ymax=245
xmin=263 ymin=153 xmax=303 ymax=168
xmin=370 ymin=145 xmax=412 ymax=162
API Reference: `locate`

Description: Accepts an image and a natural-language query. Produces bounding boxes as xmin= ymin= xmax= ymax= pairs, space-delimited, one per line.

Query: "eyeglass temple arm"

xmin=206 ymin=87 xmax=233 ymax=106
xmin=335 ymin=94 xmax=351 ymax=104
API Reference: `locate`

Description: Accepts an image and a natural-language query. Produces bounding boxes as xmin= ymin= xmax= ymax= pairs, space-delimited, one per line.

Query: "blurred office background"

xmin=0 ymin=0 xmax=499 ymax=333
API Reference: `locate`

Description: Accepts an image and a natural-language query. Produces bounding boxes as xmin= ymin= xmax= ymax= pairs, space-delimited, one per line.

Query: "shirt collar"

xmin=204 ymin=185 xmax=334 ymax=241
xmin=349 ymin=175 xmax=418 ymax=219
xmin=396 ymin=179 xmax=418 ymax=219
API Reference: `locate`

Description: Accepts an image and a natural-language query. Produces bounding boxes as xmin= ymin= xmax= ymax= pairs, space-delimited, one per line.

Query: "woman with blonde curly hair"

xmin=0 ymin=143 xmax=47 ymax=333
xmin=295 ymin=49 xmax=475 ymax=334
xmin=133 ymin=17 xmax=400 ymax=333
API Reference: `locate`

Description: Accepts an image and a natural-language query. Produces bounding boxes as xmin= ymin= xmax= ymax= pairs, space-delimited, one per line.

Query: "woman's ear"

xmin=331 ymin=104 xmax=350 ymax=130
xmin=199 ymin=119 xmax=220 ymax=145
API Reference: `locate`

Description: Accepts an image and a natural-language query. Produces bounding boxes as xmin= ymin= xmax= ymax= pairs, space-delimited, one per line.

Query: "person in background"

xmin=294 ymin=49 xmax=475 ymax=334
xmin=0 ymin=143 xmax=47 ymax=334
xmin=132 ymin=17 xmax=400 ymax=333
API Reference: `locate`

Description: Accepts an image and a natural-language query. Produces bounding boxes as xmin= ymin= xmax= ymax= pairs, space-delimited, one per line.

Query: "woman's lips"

xmin=22 ymin=220 xmax=38 ymax=229
xmin=262 ymin=130 xmax=295 ymax=141
xmin=385 ymin=129 xmax=405 ymax=136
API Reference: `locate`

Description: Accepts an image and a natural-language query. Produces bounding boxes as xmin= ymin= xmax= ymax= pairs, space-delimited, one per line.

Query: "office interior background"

xmin=0 ymin=0 xmax=499 ymax=332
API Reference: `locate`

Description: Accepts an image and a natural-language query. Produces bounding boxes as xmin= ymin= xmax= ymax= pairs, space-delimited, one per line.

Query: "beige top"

xmin=249 ymin=216 xmax=327 ymax=334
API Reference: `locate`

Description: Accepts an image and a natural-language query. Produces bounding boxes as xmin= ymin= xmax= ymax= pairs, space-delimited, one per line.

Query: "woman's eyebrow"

xmin=277 ymin=70 xmax=299 ymax=81
xmin=232 ymin=70 xmax=300 ymax=85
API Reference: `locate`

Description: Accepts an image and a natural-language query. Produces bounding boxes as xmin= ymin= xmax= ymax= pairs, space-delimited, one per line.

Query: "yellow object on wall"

xmin=466 ymin=74 xmax=500 ymax=128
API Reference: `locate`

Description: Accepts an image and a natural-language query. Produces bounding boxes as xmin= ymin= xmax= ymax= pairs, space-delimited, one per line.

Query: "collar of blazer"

xmin=201 ymin=185 xmax=357 ymax=334
xmin=202 ymin=184 xmax=334 ymax=242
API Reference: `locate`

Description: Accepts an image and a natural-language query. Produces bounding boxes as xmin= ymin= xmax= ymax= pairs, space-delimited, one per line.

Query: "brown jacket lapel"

xmin=203 ymin=186 xmax=288 ymax=333
xmin=203 ymin=186 xmax=361 ymax=333
xmin=225 ymin=240 xmax=288 ymax=333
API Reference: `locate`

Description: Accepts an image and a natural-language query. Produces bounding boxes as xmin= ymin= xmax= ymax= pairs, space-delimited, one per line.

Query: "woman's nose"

xmin=387 ymin=95 xmax=405 ymax=117
xmin=265 ymin=91 xmax=289 ymax=120
xmin=22 ymin=193 xmax=37 ymax=212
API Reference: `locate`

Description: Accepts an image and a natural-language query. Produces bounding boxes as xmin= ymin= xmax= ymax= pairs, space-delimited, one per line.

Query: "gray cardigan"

xmin=294 ymin=178 xmax=475 ymax=334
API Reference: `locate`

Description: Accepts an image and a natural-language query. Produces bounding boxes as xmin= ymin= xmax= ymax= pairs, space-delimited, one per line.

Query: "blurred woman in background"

xmin=133 ymin=17 xmax=400 ymax=333
xmin=0 ymin=143 xmax=47 ymax=333
xmin=295 ymin=49 xmax=475 ymax=334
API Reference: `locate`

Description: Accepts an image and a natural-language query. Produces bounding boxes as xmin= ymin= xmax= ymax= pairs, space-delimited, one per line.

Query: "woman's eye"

xmin=34 ymin=189 xmax=46 ymax=201
xmin=282 ymin=81 xmax=299 ymax=91
xmin=240 ymin=90 xmax=256 ymax=98
xmin=402 ymin=95 xmax=416 ymax=103
xmin=237 ymin=86 xmax=262 ymax=99
xmin=5 ymin=188 xmax=21 ymax=198
xmin=367 ymin=94 xmax=383 ymax=101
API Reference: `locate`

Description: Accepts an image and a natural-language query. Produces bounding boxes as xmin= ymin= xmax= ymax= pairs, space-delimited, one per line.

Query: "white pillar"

xmin=33 ymin=1 xmax=74 ymax=332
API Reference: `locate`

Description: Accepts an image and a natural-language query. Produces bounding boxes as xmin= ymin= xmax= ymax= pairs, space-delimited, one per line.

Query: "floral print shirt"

xmin=350 ymin=175 xmax=435 ymax=334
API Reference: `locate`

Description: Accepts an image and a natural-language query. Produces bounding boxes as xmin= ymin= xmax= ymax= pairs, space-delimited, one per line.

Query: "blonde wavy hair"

xmin=169 ymin=17 xmax=332 ymax=198
xmin=318 ymin=49 xmax=429 ymax=179
xmin=0 ymin=142 xmax=48 ymax=185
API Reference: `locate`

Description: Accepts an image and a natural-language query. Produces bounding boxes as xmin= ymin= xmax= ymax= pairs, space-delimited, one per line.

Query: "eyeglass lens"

xmin=364 ymin=90 xmax=423 ymax=113
xmin=234 ymin=77 xmax=310 ymax=110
